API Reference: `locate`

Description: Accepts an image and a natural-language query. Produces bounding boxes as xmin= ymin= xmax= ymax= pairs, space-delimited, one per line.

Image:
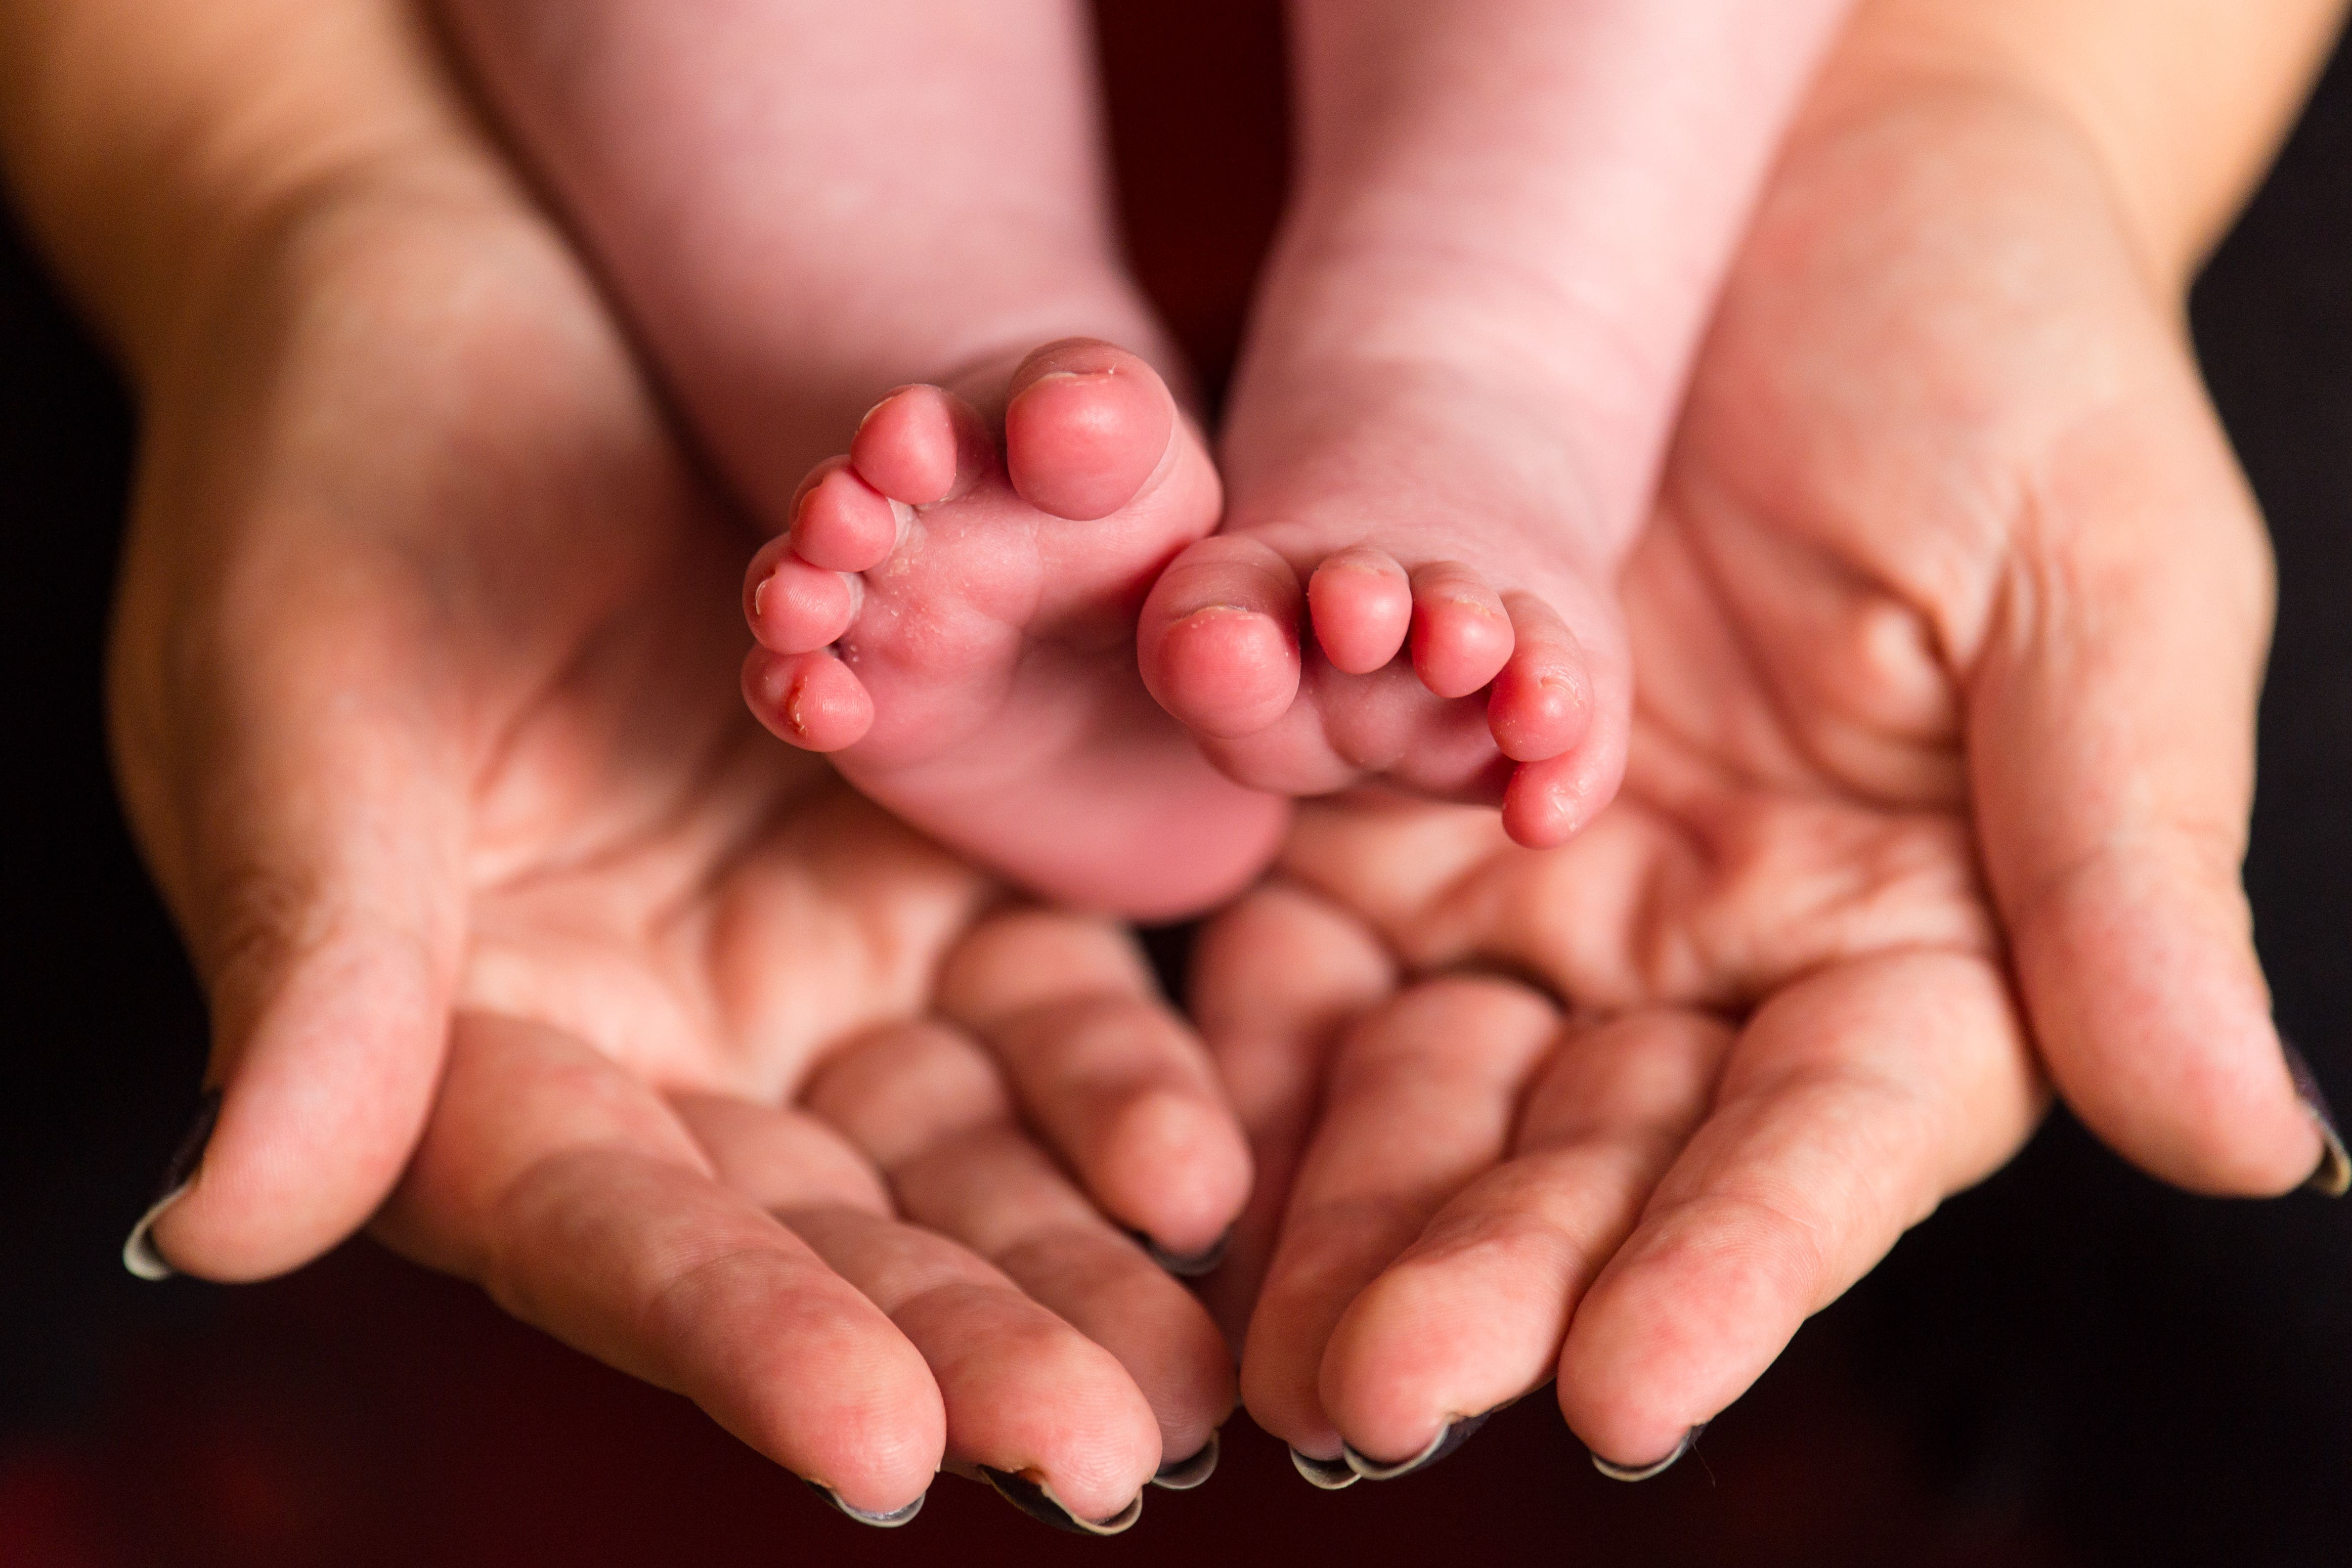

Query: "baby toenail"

xmin=752 ymin=576 xmax=769 ymax=618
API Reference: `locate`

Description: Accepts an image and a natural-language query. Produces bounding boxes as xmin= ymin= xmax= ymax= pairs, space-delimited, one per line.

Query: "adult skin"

xmin=7 ymin=0 xmax=2340 ymax=1525
xmin=1216 ymin=0 xmax=2350 ymax=1482
xmin=0 ymin=0 xmax=1250 ymax=1528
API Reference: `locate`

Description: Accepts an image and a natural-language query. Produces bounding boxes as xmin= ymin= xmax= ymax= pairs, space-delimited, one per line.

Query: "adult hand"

xmin=60 ymin=0 xmax=1241 ymax=1526
xmin=1207 ymin=70 xmax=2340 ymax=1483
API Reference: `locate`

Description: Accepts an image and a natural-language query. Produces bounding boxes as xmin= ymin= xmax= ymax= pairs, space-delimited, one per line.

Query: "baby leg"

xmin=1141 ymin=0 xmax=1849 ymax=844
xmin=443 ymin=0 xmax=1284 ymax=914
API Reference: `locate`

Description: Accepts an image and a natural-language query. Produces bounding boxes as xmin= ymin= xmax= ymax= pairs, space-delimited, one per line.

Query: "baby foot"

xmin=1137 ymin=373 xmax=1630 ymax=848
xmin=742 ymin=339 xmax=1287 ymax=918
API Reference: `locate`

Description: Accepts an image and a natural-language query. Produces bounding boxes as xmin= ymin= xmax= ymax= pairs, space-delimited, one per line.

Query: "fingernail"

xmin=2282 ymin=1039 xmax=2349 ymax=1197
xmin=121 ymin=1088 xmax=222 ymax=1281
xmin=1341 ymin=1409 xmax=1493 ymax=1482
xmin=1137 ymin=1226 xmax=1231 ymax=1278
xmin=979 ymin=1467 xmax=1142 ymax=1536
xmin=1288 ymin=1447 xmax=1358 ymax=1490
xmin=803 ymin=1479 xmax=925 ymax=1528
xmin=1152 ymin=1429 xmax=1219 ymax=1490
xmin=1591 ymin=1422 xmax=1706 ymax=1482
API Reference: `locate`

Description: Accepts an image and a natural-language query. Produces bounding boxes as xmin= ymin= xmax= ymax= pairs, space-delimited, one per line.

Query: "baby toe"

xmin=744 ymin=647 xmax=875 ymax=753
xmin=1407 ymin=563 xmax=1514 ymax=700
xmin=1499 ymin=717 xmax=1627 ymax=849
xmin=792 ymin=458 xmax=906 ymax=573
xmin=1486 ymin=593 xmax=1591 ymax=763
xmin=1139 ymin=537 xmax=1303 ymax=740
xmin=849 ymin=384 xmax=990 ymax=506
xmin=1307 ymin=548 xmax=1413 ymax=675
xmin=1003 ymin=339 xmax=1178 ymax=521
xmin=749 ymin=555 xmax=860 ymax=655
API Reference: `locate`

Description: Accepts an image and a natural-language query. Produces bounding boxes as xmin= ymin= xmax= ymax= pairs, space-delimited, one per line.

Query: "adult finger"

xmin=937 ymin=908 xmax=1251 ymax=1262
xmin=1971 ymin=363 xmax=2334 ymax=1195
xmin=783 ymin=1206 xmax=1159 ymax=1533
xmin=115 ymin=535 xmax=465 ymax=1283
xmin=374 ymin=1013 xmax=944 ymax=1519
xmin=806 ymin=1021 xmax=1228 ymax=1501
xmin=1557 ymin=949 xmax=2044 ymax=1474
xmin=1189 ymin=880 xmax=1398 ymax=1335
xmin=1315 ymin=1010 xmax=1729 ymax=1470
xmin=1239 ymin=977 xmax=1560 ymax=1480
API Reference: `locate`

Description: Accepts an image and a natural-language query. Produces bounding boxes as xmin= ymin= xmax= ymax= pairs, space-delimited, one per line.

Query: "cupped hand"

xmin=1206 ymin=81 xmax=2338 ymax=1482
xmin=104 ymin=3 xmax=1243 ymax=1525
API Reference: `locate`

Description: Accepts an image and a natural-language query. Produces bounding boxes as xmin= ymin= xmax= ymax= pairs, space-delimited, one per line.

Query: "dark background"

xmin=4 ymin=9 xmax=2347 ymax=1564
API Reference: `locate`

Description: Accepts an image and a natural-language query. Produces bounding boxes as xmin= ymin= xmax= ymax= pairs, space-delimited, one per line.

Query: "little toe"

xmin=1003 ymin=339 xmax=1179 ymax=521
xmin=749 ymin=556 xmax=860 ymax=655
xmin=1501 ymin=742 xmax=1623 ymax=850
xmin=849 ymin=384 xmax=991 ymax=506
xmin=1487 ymin=593 xmax=1592 ymax=763
xmin=1139 ymin=537 xmax=1304 ymax=740
xmin=744 ymin=647 xmax=875 ymax=753
xmin=1408 ymin=563 xmax=1514 ymax=700
xmin=1308 ymin=549 xmax=1413 ymax=675
xmin=790 ymin=458 xmax=905 ymax=573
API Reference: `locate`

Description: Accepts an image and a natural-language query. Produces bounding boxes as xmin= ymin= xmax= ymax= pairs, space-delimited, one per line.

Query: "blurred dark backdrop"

xmin=4 ymin=8 xmax=2347 ymax=1565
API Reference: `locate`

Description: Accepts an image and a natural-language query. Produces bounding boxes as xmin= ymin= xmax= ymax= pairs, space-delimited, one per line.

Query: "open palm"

xmin=110 ymin=67 xmax=1241 ymax=1524
xmin=1213 ymin=89 xmax=2332 ymax=1481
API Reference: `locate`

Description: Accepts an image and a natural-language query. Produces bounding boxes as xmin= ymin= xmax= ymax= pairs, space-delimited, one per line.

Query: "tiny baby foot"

xmin=1136 ymin=382 xmax=1627 ymax=849
xmin=743 ymin=339 xmax=1287 ymax=918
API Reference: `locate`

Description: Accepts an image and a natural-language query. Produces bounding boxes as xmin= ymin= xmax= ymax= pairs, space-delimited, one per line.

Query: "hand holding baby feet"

xmin=742 ymin=340 xmax=1288 ymax=919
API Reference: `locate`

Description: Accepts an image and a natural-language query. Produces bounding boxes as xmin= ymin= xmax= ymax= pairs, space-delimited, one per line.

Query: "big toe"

xmin=1004 ymin=339 xmax=1180 ymax=521
xmin=1139 ymin=537 xmax=1303 ymax=739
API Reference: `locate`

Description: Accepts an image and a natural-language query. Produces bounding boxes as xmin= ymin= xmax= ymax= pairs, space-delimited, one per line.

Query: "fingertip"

xmin=1099 ymin=1085 xmax=1254 ymax=1259
xmin=1316 ymin=1259 xmax=1508 ymax=1468
xmin=1554 ymin=1238 xmax=1746 ymax=1474
xmin=2016 ymin=848 xmax=2324 ymax=1196
xmin=145 ymin=931 xmax=449 ymax=1281
xmin=778 ymin=1334 xmax=949 ymax=1517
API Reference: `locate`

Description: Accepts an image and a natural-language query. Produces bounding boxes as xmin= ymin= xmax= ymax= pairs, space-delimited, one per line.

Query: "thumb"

xmin=116 ymin=563 xmax=467 ymax=1281
xmin=1970 ymin=365 xmax=2338 ymax=1197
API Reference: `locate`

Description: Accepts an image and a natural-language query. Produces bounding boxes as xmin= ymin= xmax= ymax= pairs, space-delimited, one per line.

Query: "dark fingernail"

xmin=2282 ymin=1039 xmax=2349 ymax=1197
xmin=803 ymin=1478 xmax=925 ymax=1528
xmin=1591 ymin=1422 xmax=1706 ymax=1482
xmin=121 ymin=1088 xmax=222 ymax=1281
xmin=1288 ymin=1447 xmax=1358 ymax=1490
xmin=980 ymin=1467 xmax=1142 ymax=1536
xmin=1342 ymin=1409 xmax=1492 ymax=1482
xmin=1137 ymin=1226 xmax=1231 ymax=1278
xmin=1152 ymin=1429 xmax=1219 ymax=1490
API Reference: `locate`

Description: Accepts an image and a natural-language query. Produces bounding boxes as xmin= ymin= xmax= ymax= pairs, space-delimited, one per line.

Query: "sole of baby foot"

xmin=742 ymin=338 xmax=1288 ymax=918
xmin=1138 ymin=525 xmax=1623 ymax=848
